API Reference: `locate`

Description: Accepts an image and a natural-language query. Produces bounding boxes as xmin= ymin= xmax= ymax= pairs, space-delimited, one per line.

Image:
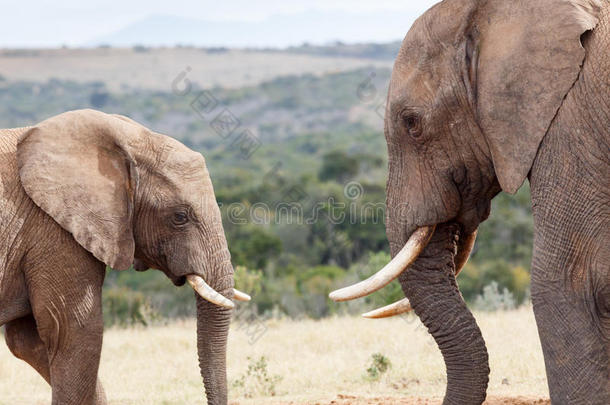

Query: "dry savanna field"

xmin=0 ymin=307 xmax=549 ymax=404
xmin=0 ymin=48 xmax=392 ymax=92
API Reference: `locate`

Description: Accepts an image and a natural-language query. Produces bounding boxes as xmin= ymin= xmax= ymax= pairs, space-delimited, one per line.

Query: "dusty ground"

xmin=227 ymin=395 xmax=549 ymax=405
xmin=263 ymin=394 xmax=550 ymax=404
xmin=0 ymin=48 xmax=391 ymax=91
xmin=0 ymin=307 xmax=549 ymax=404
xmin=275 ymin=394 xmax=550 ymax=404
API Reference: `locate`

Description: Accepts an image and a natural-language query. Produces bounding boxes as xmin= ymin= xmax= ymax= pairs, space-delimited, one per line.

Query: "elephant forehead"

xmin=147 ymin=135 xmax=216 ymax=205
xmin=157 ymin=136 xmax=206 ymax=170
xmin=155 ymin=139 xmax=208 ymax=180
xmin=164 ymin=153 xmax=208 ymax=181
xmin=163 ymin=160 xmax=214 ymax=202
xmin=398 ymin=0 xmax=476 ymax=64
xmin=391 ymin=0 xmax=477 ymax=105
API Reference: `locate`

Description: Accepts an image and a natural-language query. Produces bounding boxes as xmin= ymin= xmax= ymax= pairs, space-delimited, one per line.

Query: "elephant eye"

xmin=172 ymin=211 xmax=189 ymax=226
xmin=402 ymin=113 xmax=422 ymax=138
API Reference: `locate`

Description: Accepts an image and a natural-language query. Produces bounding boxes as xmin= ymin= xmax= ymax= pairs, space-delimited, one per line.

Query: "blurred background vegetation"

xmin=0 ymin=44 xmax=533 ymax=326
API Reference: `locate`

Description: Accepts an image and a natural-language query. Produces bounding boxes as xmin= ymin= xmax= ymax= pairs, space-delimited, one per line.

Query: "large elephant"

xmin=331 ymin=0 xmax=608 ymax=403
xmin=0 ymin=109 xmax=249 ymax=404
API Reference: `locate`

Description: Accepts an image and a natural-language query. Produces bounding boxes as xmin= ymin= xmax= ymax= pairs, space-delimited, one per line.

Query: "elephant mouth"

xmin=329 ymin=222 xmax=477 ymax=317
xmin=133 ymin=258 xmax=189 ymax=287
xmin=172 ymin=275 xmax=187 ymax=287
xmin=139 ymin=265 xmax=250 ymax=308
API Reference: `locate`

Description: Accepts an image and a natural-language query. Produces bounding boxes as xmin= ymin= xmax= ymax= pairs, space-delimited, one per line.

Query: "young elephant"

xmin=0 ymin=109 xmax=249 ymax=405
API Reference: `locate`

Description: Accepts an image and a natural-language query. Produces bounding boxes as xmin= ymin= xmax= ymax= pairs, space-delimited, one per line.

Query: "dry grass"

xmin=0 ymin=307 xmax=548 ymax=404
xmin=0 ymin=48 xmax=391 ymax=91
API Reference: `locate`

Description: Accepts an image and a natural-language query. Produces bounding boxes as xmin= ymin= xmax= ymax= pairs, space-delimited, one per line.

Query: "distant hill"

xmin=88 ymin=11 xmax=414 ymax=49
xmin=286 ymin=41 xmax=402 ymax=61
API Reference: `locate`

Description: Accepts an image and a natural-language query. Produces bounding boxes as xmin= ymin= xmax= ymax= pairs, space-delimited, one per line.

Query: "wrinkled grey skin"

xmin=384 ymin=0 xmax=608 ymax=403
xmin=0 ymin=109 xmax=234 ymax=404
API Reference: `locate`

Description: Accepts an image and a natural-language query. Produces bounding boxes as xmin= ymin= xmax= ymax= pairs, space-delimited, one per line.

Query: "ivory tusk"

xmin=329 ymin=225 xmax=436 ymax=302
xmin=362 ymin=298 xmax=413 ymax=319
xmin=233 ymin=289 xmax=251 ymax=302
xmin=187 ymin=275 xmax=235 ymax=309
xmin=455 ymin=229 xmax=477 ymax=276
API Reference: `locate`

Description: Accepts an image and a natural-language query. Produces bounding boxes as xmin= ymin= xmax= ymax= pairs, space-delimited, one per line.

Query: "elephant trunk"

xmin=195 ymin=261 xmax=234 ymax=405
xmin=196 ymin=294 xmax=232 ymax=405
xmin=399 ymin=222 xmax=489 ymax=404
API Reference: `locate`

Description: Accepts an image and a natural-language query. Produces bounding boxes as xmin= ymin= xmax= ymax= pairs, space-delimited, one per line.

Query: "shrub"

xmin=231 ymin=356 xmax=282 ymax=397
xmin=459 ymin=261 xmax=530 ymax=305
xmin=228 ymin=226 xmax=282 ymax=270
xmin=132 ymin=45 xmax=150 ymax=53
xmin=365 ymin=353 xmax=392 ymax=380
xmin=103 ymin=287 xmax=161 ymax=327
xmin=318 ymin=150 xmax=359 ymax=183
xmin=234 ymin=266 xmax=263 ymax=299
xmin=473 ymin=281 xmax=516 ymax=311
xmin=296 ymin=265 xmax=345 ymax=318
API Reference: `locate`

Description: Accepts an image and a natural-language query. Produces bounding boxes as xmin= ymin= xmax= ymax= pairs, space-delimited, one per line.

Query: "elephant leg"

xmin=531 ymin=271 xmax=609 ymax=404
xmin=5 ymin=314 xmax=51 ymax=383
xmin=26 ymin=255 xmax=108 ymax=405
xmin=5 ymin=315 xmax=108 ymax=403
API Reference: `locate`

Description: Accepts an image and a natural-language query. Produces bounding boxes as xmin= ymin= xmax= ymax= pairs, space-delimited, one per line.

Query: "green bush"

xmin=102 ymin=287 xmax=161 ymax=327
xmin=231 ymin=356 xmax=283 ymax=397
xmin=318 ymin=150 xmax=360 ymax=183
xmin=234 ymin=266 xmax=263 ymax=299
xmin=132 ymin=45 xmax=150 ymax=53
xmin=458 ymin=261 xmax=530 ymax=305
xmin=296 ymin=265 xmax=346 ymax=318
xmin=105 ymin=268 xmax=196 ymax=318
xmin=227 ymin=225 xmax=282 ymax=270
xmin=365 ymin=353 xmax=392 ymax=380
xmin=473 ymin=281 xmax=516 ymax=311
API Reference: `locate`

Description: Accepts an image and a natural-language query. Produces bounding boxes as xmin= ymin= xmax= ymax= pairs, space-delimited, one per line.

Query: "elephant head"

xmin=331 ymin=0 xmax=601 ymax=402
xmin=16 ymin=109 xmax=249 ymax=404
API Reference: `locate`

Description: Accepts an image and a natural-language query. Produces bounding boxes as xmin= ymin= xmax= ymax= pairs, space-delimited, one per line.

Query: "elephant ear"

xmin=17 ymin=109 xmax=141 ymax=270
xmin=473 ymin=0 xmax=601 ymax=193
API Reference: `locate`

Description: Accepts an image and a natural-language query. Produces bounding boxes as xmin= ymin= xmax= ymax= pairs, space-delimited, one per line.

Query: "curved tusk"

xmin=187 ymin=275 xmax=234 ymax=309
xmin=233 ymin=289 xmax=251 ymax=302
xmin=362 ymin=298 xmax=413 ymax=319
xmin=455 ymin=229 xmax=477 ymax=276
xmin=329 ymin=225 xmax=436 ymax=302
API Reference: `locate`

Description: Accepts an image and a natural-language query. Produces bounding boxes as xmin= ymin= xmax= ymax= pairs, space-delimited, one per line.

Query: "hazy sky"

xmin=0 ymin=0 xmax=439 ymax=48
